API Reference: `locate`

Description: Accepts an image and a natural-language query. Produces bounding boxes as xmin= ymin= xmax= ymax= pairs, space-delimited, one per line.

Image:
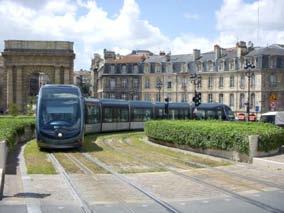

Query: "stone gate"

xmin=1 ymin=40 xmax=75 ymax=112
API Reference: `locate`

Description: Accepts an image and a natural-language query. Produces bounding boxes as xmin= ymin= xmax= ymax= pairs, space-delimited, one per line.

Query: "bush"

xmin=8 ymin=103 xmax=19 ymax=116
xmin=0 ymin=116 xmax=35 ymax=148
xmin=144 ymin=120 xmax=284 ymax=154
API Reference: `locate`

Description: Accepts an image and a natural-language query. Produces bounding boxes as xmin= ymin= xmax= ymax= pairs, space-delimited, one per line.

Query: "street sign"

xmin=255 ymin=106 xmax=259 ymax=112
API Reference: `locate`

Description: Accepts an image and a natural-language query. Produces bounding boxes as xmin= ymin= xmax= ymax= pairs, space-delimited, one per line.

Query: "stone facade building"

xmin=73 ymin=69 xmax=92 ymax=96
xmin=94 ymin=42 xmax=284 ymax=116
xmin=1 ymin=40 xmax=75 ymax=112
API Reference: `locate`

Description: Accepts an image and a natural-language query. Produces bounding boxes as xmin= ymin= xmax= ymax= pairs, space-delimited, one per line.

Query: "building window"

xmin=240 ymin=75 xmax=245 ymax=89
xmin=197 ymin=79 xmax=202 ymax=89
xmin=181 ymin=93 xmax=187 ymax=102
xmin=250 ymin=75 xmax=256 ymax=88
xmin=110 ymin=65 xmax=115 ymax=73
xmin=229 ymin=94 xmax=234 ymax=107
xmin=167 ymin=81 xmax=172 ymax=89
xmin=166 ymin=63 xmax=172 ymax=73
xmin=239 ymin=93 xmax=245 ymax=108
xmin=270 ymin=74 xmax=277 ymax=87
xmin=218 ymin=62 xmax=223 ymax=71
xmin=122 ymin=79 xmax=127 ymax=89
xmin=208 ymin=61 xmax=213 ymax=71
xmin=219 ymin=76 xmax=224 ymax=88
xmin=219 ymin=93 xmax=224 ymax=103
xmin=122 ymin=65 xmax=126 ymax=74
xmin=181 ymin=78 xmax=187 ymax=89
xmin=144 ymin=78 xmax=150 ymax=89
xmin=144 ymin=64 xmax=149 ymax=73
xmin=121 ymin=93 xmax=127 ymax=100
xmin=230 ymin=75 xmax=235 ymax=88
xmin=197 ymin=62 xmax=202 ymax=72
xmin=133 ymin=65 xmax=138 ymax=73
xmin=229 ymin=61 xmax=234 ymax=70
xmin=110 ymin=93 xmax=115 ymax=99
xmin=208 ymin=93 xmax=213 ymax=103
xmin=270 ymin=57 xmax=277 ymax=68
xmin=208 ymin=76 xmax=213 ymax=89
xmin=110 ymin=79 xmax=115 ymax=90
xmin=133 ymin=78 xmax=139 ymax=88
xmin=251 ymin=93 xmax=255 ymax=109
xmin=144 ymin=93 xmax=151 ymax=101
xmin=156 ymin=64 xmax=161 ymax=73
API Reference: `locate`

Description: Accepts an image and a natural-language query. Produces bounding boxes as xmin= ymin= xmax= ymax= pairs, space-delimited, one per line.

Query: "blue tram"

xmin=36 ymin=85 xmax=85 ymax=149
xmin=36 ymin=85 xmax=234 ymax=149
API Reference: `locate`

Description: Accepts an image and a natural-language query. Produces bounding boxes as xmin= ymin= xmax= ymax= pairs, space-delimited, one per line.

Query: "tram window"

xmin=133 ymin=109 xmax=152 ymax=122
xmin=86 ymin=105 xmax=100 ymax=124
xmin=156 ymin=109 xmax=164 ymax=119
xmin=224 ymin=106 xmax=235 ymax=120
xmin=207 ymin=110 xmax=217 ymax=119
xmin=103 ymin=107 xmax=113 ymax=122
xmin=178 ymin=109 xmax=188 ymax=119
xmin=118 ymin=108 xmax=129 ymax=122
xmin=195 ymin=110 xmax=205 ymax=119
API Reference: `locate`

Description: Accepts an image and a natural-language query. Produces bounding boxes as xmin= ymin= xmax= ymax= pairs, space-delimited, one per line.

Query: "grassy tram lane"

xmin=84 ymin=132 xmax=229 ymax=173
xmin=24 ymin=140 xmax=56 ymax=174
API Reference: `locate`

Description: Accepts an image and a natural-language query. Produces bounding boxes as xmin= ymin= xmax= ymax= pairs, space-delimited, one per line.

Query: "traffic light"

xmin=193 ymin=92 xmax=202 ymax=106
xmin=165 ymin=97 xmax=169 ymax=115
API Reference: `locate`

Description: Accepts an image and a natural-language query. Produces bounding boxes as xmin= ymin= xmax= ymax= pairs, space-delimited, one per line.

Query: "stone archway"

xmin=2 ymin=40 xmax=75 ymax=113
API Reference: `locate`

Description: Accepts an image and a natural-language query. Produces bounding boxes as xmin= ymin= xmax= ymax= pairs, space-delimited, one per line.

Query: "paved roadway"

xmin=1 ymin=145 xmax=284 ymax=213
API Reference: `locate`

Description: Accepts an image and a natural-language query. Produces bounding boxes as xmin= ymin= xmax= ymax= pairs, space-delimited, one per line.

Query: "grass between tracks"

xmin=24 ymin=140 xmax=56 ymax=174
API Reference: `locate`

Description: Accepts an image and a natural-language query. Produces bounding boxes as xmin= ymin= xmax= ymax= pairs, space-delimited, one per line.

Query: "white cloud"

xmin=216 ymin=0 xmax=284 ymax=46
xmin=1 ymin=0 xmax=284 ymax=70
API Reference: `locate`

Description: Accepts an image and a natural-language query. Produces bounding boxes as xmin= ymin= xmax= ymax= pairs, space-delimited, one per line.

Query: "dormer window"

xmin=110 ymin=64 xmax=115 ymax=73
xmin=122 ymin=65 xmax=126 ymax=74
xmin=270 ymin=56 xmax=277 ymax=68
xmin=166 ymin=63 xmax=172 ymax=73
xmin=196 ymin=62 xmax=202 ymax=72
xmin=218 ymin=61 xmax=224 ymax=71
xmin=208 ymin=61 xmax=213 ymax=71
xmin=156 ymin=63 xmax=161 ymax=73
xmin=229 ymin=60 xmax=234 ymax=70
xmin=144 ymin=63 xmax=149 ymax=73
xmin=133 ymin=64 xmax=138 ymax=73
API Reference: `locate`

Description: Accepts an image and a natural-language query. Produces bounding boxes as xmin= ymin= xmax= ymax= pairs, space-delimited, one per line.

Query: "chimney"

xmin=193 ymin=49 xmax=201 ymax=60
xmin=236 ymin=41 xmax=247 ymax=58
xmin=214 ymin=45 xmax=221 ymax=60
xmin=159 ymin=51 xmax=166 ymax=56
xmin=166 ymin=52 xmax=171 ymax=62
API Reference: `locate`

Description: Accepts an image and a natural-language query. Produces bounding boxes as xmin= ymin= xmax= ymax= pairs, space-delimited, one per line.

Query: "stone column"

xmin=54 ymin=66 xmax=60 ymax=84
xmin=64 ymin=67 xmax=70 ymax=84
xmin=6 ymin=67 xmax=13 ymax=108
xmin=16 ymin=66 xmax=23 ymax=111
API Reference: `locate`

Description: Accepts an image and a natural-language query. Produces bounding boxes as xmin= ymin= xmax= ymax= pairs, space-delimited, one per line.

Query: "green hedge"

xmin=145 ymin=120 xmax=284 ymax=154
xmin=0 ymin=116 xmax=35 ymax=148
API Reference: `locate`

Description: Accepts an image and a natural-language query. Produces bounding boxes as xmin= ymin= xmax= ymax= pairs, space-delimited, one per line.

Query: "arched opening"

xmin=29 ymin=72 xmax=50 ymax=96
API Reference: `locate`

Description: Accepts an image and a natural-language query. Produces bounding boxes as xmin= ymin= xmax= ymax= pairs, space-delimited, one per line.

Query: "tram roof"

xmin=197 ymin=103 xmax=228 ymax=109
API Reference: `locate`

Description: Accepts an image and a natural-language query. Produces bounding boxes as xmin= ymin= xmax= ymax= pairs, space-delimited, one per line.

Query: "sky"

xmin=0 ymin=0 xmax=284 ymax=70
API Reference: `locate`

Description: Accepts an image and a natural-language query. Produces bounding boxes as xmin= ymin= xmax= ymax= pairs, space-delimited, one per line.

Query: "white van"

xmin=260 ymin=111 xmax=284 ymax=127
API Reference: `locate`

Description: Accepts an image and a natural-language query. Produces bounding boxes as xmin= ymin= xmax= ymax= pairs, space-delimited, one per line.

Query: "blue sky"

xmin=0 ymin=0 xmax=284 ymax=69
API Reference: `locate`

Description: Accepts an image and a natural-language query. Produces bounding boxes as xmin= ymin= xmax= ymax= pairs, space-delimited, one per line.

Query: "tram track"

xmin=139 ymin=137 xmax=284 ymax=190
xmin=82 ymin=152 xmax=182 ymax=213
xmin=99 ymin=138 xmax=284 ymax=213
xmin=64 ymin=153 xmax=136 ymax=213
xmin=48 ymin=153 xmax=94 ymax=213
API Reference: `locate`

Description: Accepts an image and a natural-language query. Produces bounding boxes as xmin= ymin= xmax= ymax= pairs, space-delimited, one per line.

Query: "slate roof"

xmin=247 ymin=45 xmax=284 ymax=56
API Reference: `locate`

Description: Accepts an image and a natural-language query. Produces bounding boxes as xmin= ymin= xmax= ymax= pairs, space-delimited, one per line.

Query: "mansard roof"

xmin=247 ymin=44 xmax=284 ymax=56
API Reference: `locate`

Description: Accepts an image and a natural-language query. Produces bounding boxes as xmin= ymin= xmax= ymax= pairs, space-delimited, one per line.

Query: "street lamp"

xmin=244 ymin=62 xmax=255 ymax=121
xmin=190 ymin=73 xmax=202 ymax=106
xmin=156 ymin=79 xmax=163 ymax=102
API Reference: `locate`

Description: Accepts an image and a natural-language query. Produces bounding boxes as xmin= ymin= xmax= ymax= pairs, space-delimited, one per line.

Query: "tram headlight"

xmin=58 ymin=132 xmax=63 ymax=138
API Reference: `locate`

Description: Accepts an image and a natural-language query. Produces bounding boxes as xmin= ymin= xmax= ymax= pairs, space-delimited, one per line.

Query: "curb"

xmin=253 ymin=157 xmax=284 ymax=170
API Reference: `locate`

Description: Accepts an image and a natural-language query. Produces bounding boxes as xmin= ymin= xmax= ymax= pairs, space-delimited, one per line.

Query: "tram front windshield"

xmin=39 ymin=88 xmax=81 ymax=128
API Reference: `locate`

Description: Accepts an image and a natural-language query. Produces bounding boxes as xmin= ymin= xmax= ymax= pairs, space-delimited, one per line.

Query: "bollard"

xmin=249 ymin=135 xmax=258 ymax=163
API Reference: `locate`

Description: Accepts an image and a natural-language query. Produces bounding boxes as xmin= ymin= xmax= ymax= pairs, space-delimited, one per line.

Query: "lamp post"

xmin=244 ymin=62 xmax=255 ymax=121
xmin=156 ymin=79 xmax=163 ymax=102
